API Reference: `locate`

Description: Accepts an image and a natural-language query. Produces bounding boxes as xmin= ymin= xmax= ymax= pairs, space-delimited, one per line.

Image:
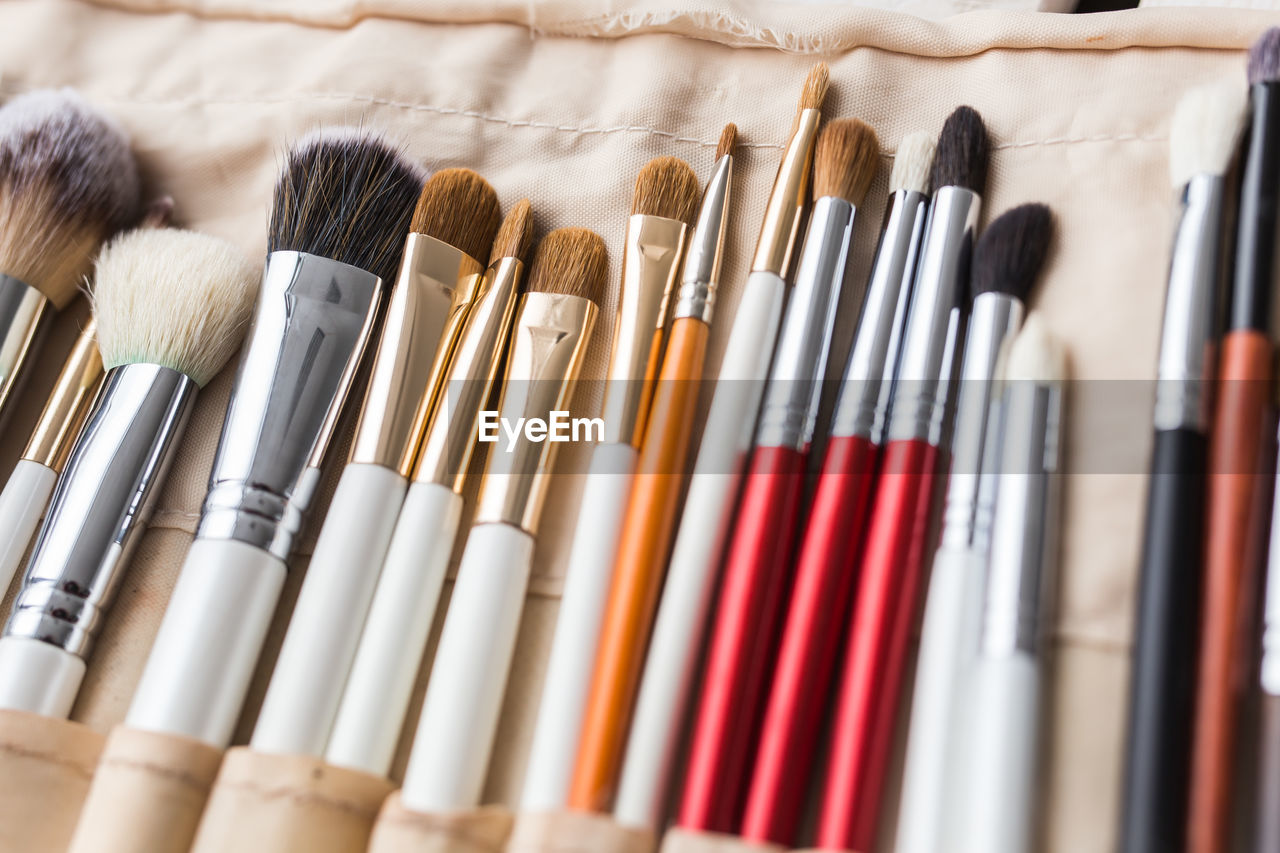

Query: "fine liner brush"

xmin=521 ymin=158 xmax=698 ymax=812
xmin=1190 ymin=29 xmax=1280 ymax=853
xmin=1255 ymin=416 xmax=1280 ymax=853
xmin=738 ymin=130 xmax=935 ymax=845
xmin=0 ymin=227 xmax=256 ymax=718
xmin=251 ymin=168 xmax=499 ymax=758
xmin=679 ymin=117 xmax=880 ymax=835
xmin=1120 ymin=82 xmax=1246 ymax=853
xmin=398 ymin=228 xmax=606 ymax=812
xmin=952 ymin=313 xmax=1065 ymax=853
xmin=0 ymin=89 xmax=139 ymax=423
xmin=325 ymin=200 xmax=532 ymax=776
xmin=572 ymin=63 xmax=828 ymax=813
xmin=817 ymin=105 xmax=989 ymax=852
xmin=123 ymin=130 xmax=424 ymax=748
xmin=894 ymin=203 xmax=1052 ymax=853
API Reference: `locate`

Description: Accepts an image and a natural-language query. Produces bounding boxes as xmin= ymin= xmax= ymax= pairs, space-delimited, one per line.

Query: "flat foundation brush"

xmin=252 ymin=167 xmax=499 ymax=758
xmin=0 ymin=227 xmax=256 ymax=719
xmin=125 ymin=130 xmax=424 ymax=749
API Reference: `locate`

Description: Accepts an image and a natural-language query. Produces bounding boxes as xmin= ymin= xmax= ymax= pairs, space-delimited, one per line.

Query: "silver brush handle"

xmin=0 ymin=274 xmax=51 ymax=423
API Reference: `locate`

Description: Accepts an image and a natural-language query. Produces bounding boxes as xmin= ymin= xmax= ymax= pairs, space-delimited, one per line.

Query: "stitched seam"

xmin=99 ymin=757 xmax=214 ymax=792
xmin=214 ymin=778 xmax=386 ymax=819
xmin=380 ymin=812 xmax=505 ymax=851
xmin=0 ymin=741 xmax=96 ymax=779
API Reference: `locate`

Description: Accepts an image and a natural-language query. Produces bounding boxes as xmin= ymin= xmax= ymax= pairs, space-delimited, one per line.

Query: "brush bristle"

xmin=891 ymin=132 xmax=936 ymax=194
xmin=930 ymin=106 xmax=989 ymax=194
xmin=1249 ymin=28 xmax=1280 ymax=85
xmin=813 ymin=118 xmax=880 ymax=204
xmin=491 ymin=199 xmax=534 ymax=264
xmin=1169 ymin=83 xmax=1248 ymax=187
xmin=799 ymin=63 xmax=830 ymax=113
xmin=630 ymin=157 xmax=700 ymax=225
xmin=92 ymin=228 xmax=258 ymax=386
xmin=971 ymin=203 xmax=1053 ymax=303
xmin=140 ymin=196 xmax=175 ymax=229
xmin=525 ymin=227 xmax=608 ymax=305
xmin=268 ymin=128 xmax=425 ymax=284
xmin=716 ymin=124 xmax=738 ymax=160
xmin=0 ymin=88 xmax=140 ymax=308
xmin=411 ymin=168 xmax=501 ymax=263
xmin=1007 ymin=311 xmax=1067 ymax=383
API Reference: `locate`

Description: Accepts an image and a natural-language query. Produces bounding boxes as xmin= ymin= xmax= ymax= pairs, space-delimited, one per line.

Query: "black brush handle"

xmin=1121 ymin=427 xmax=1207 ymax=853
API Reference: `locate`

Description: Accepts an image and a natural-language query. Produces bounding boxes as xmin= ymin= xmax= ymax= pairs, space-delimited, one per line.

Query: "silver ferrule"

xmin=884 ymin=185 xmax=980 ymax=447
xmin=0 ymin=274 xmax=52 ymax=421
xmin=674 ymin=153 xmax=733 ymax=325
xmin=195 ymin=251 xmax=385 ymax=561
xmin=940 ymin=293 xmax=1025 ymax=551
xmin=830 ymin=189 xmax=929 ymax=442
xmin=754 ymin=196 xmax=855 ymax=451
xmin=979 ymin=376 xmax=1063 ymax=658
xmin=5 ymin=364 xmax=198 ymax=658
xmin=1262 ymin=420 xmax=1280 ymax=694
xmin=1153 ymin=174 xmax=1226 ymax=433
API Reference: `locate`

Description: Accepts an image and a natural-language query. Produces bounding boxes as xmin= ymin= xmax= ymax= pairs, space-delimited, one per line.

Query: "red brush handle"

xmin=741 ymin=434 xmax=880 ymax=844
xmin=677 ymin=444 xmax=808 ymax=833
xmin=817 ymin=437 xmax=944 ymax=851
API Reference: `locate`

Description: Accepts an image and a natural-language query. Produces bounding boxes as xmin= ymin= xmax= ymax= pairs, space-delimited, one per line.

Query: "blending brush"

xmin=737 ymin=130 xmax=935 ymax=845
xmin=325 ymin=200 xmax=533 ymax=776
xmin=894 ymin=202 xmax=1052 ymax=853
xmin=1120 ymin=82 xmax=1247 ymax=853
xmin=816 ymin=105 xmax=989 ymax=852
xmin=520 ymin=158 xmax=698 ymax=813
xmin=0 ymin=227 xmax=256 ymax=718
xmin=679 ymin=117 xmax=880 ymax=835
xmin=0 ymin=89 xmax=139 ymax=421
xmin=572 ymin=64 xmax=828 ymax=815
xmin=251 ymin=167 xmax=499 ymax=758
xmin=397 ymin=228 xmax=606 ymax=813
xmin=1190 ymin=30 xmax=1280 ymax=853
xmin=124 ymin=130 xmax=424 ymax=748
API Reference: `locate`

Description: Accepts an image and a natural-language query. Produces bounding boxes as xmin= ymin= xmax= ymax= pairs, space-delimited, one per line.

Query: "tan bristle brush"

xmin=252 ymin=166 xmax=501 ymax=759
xmin=0 ymin=89 xmax=140 ymax=421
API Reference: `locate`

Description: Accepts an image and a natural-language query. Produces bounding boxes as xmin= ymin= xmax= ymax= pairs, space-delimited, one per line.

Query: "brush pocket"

xmin=0 ymin=709 xmax=103 ymax=853
xmin=659 ymin=828 xmax=785 ymax=853
xmin=506 ymin=809 xmax=657 ymax=853
xmin=366 ymin=793 xmax=513 ymax=853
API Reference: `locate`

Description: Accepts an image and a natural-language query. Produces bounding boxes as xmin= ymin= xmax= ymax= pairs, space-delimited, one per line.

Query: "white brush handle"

xmin=520 ymin=441 xmax=637 ymax=811
xmin=613 ymin=270 xmax=786 ymax=829
xmin=251 ymin=462 xmax=407 ymax=756
xmin=401 ymin=522 xmax=535 ymax=812
xmin=325 ymin=481 xmax=463 ymax=775
xmin=894 ymin=545 xmax=987 ymax=853
xmin=0 ymin=636 xmax=85 ymax=717
xmin=0 ymin=459 xmax=57 ymax=597
xmin=953 ymin=653 xmax=1042 ymax=853
xmin=126 ymin=538 xmax=286 ymax=747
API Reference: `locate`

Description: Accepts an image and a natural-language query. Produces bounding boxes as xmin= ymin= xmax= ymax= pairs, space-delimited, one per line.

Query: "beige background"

xmin=0 ymin=2 xmax=1275 ymax=850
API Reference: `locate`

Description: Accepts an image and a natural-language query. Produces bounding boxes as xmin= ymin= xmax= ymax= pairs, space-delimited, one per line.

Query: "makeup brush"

xmin=680 ymin=117 xmax=880 ymax=835
xmin=1190 ymin=32 xmax=1280 ymax=853
xmin=251 ymin=167 xmax=499 ymax=758
xmin=521 ymin=158 xmax=697 ymax=812
xmin=817 ymin=105 xmax=989 ymax=852
xmin=325 ymin=199 xmax=532 ymax=776
xmin=1255 ymin=422 xmax=1280 ymax=853
xmin=739 ymin=130 xmax=935 ymax=846
xmin=0 ymin=89 xmax=139 ymax=422
xmin=0 ymin=227 xmax=256 ymax=718
xmin=124 ymin=130 xmax=424 ymax=749
xmin=572 ymin=63 xmax=828 ymax=815
xmin=951 ymin=312 xmax=1065 ymax=853
xmin=1120 ymin=82 xmax=1247 ymax=853
xmin=399 ymin=227 xmax=606 ymax=813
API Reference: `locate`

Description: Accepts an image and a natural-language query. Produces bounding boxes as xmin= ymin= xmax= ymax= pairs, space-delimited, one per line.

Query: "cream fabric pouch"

xmin=0 ymin=3 xmax=1273 ymax=852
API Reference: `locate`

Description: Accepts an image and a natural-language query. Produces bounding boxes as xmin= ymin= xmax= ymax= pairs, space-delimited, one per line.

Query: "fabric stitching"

xmin=0 ymin=740 xmax=96 ymax=779
xmin=213 ymin=777 xmax=386 ymax=819
xmin=99 ymin=756 xmax=215 ymax=792
xmin=379 ymin=811 xmax=505 ymax=851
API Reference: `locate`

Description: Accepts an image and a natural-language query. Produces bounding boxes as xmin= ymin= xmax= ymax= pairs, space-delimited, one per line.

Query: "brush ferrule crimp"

xmin=0 ymin=273 xmax=51 ymax=421
xmin=672 ymin=279 xmax=715 ymax=326
xmin=5 ymin=364 xmax=197 ymax=658
xmin=1153 ymin=174 xmax=1225 ymax=433
xmin=196 ymin=250 xmax=384 ymax=561
xmin=830 ymin=189 xmax=929 ymax=442
xmin=675 ymin=153 xmax=733 ymax=324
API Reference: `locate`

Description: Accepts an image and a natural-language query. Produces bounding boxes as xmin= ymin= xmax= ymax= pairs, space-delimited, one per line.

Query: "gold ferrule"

xmin=347 ymin=232 xmax=484 ymax=475
xmin=474 ymin=292 xmax=598 ymax=533
xmin=751 ymin=108 xmax=821 ymax=277
xmin=23 ymin=319 xmax=104 ymax=470
xmin=414 ymin=256 xmax=523 ymax=492
xmin=601 ymin=213 xmax=688 ymax=446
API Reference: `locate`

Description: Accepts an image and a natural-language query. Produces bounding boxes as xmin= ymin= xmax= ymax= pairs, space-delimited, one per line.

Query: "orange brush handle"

xmin=570 ymin=316 xmax=710 ymax=811
xmin=1189 ymin=330 xmax=1274 ymax=852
